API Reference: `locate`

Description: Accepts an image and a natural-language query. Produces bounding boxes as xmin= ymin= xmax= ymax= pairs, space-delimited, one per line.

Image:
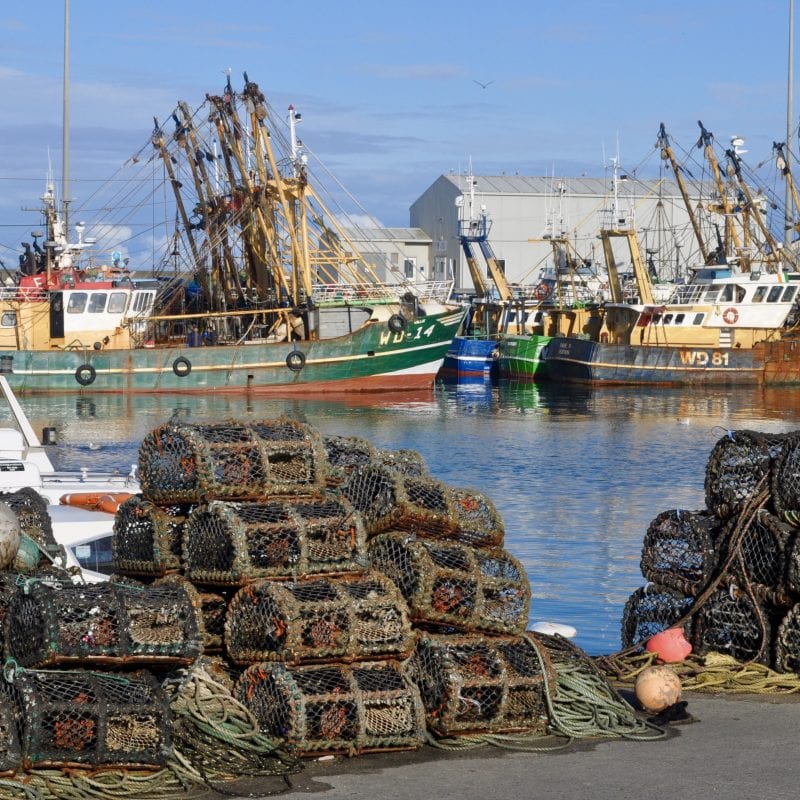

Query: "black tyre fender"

xmin=75 ymin=364 xmax=96 ymax=386
xmin=172 ymin=356 xmax=192 ymax=377
xmin=388 ymin=313 xmax=406 ymax=333
xmin=286 ymin=350 xmax=306 ymax=372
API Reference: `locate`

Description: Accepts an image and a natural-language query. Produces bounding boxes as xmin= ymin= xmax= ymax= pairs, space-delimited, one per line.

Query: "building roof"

xmin=440 ymin=173 xmax=700 ymax=198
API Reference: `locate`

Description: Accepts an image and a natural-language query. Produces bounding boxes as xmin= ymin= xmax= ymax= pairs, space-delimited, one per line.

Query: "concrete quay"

xmin=218 ymin=692 xmax=798 ymax=800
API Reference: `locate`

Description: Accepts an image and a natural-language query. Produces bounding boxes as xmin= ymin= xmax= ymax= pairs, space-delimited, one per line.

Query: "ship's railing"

xmin=311 ymin=280 xmax=453 ymax=305
xmin=0 ymin=286 xmax=48 ymax=301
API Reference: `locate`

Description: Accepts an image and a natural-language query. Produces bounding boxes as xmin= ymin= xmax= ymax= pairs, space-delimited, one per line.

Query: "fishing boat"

xmin=2 ymin=74 xmax=464 ymax=394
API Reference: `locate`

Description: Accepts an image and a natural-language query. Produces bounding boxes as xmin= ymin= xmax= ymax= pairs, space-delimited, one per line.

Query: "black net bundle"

xmin=771 ymin=431 xmax=800 ymax=518
xmin=691 ymin=588 xmax=774 ymax=665
xmin=224 ymin=572 xmax=413 ymax=665
xmin=343 ymin=465 xmax=504 ymax=547
xmin=368 ymin=532 xmax=530 ymax=634
xmin=773 ymin=603 xmax=800 ymax=673
xmin=620 ymin=584 xmax=694 ymax=648
xmin=182 ymin=496 xmax=367 ymax=585
xmin=3 ymin=668 xmax=171 ymax=769
xmin=5 ymin=580 xmax=201 ymax=668
xmin=138 ymin=418 xmax=328 ymax=504
xmin=704 ymin=430 xmax=788 ymax=520
xmin=235 ymin=660 xmax=425 ymax=755
xmin=0 ymin=689 xmax=21 ymax=774
xmin=411 ymin=632 xmax=548 ymax=738
xmin=112 ymin=496 xmax=192 ymax=576
xmin=639 ymin=509 xmax=725 ymax=596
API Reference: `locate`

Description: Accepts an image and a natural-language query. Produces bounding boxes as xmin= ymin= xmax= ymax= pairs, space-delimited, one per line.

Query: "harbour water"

xmin=18 ymin=380 xmax=800 ymax=656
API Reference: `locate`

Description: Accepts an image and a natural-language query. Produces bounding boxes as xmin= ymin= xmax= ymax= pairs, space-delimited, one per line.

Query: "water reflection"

xmin=14 ymin=381 xmax=800 ymax=655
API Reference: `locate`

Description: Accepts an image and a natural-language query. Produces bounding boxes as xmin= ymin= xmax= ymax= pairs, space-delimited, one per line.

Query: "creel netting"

xmin=0 ymin=687 xmax=21 ymax=774
xmin=0 ymin=488 xmax=58 ymax=559
xmin=4 ymin=580 xmax=201 ymax=668
xmin=773 ymin=602 xmax=800 ymax=673
xmin=343 ymin=464 xmax=504 ymax=547
xmin=224 ymin=572 xmax=414 ymax=665
xmin=620 ymin=584 xmax=695 ymax=648
xmin=235 ymin=660 xmax=425 ymax=755
xmin=323 ymin=437 xmax=428 ymax=488
xmin=182 ymin=496 xmax=367 ymax=585
xmin=411 ymin=632 xmax=548 ymax=738
xmin=368 ymin=532 xmax=530 ymax=634
xmin=138 ymin=418 xmax=328 ymax=504
xmin=771 ymin=431 xmax=800 ymax=518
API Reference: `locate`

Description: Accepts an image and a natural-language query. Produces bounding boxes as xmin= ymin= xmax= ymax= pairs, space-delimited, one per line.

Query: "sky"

xmin=0 ymin=0 xmax=798 ymax=266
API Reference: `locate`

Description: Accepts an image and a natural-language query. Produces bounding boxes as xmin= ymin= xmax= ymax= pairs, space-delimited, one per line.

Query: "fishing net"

xmin=704 ymin=430 xmax=787 ymax=520
xmin=343 ymin=465 xmax=504 ymax=547
xmin=691 ymin=588 xmax=774 ymax=665
xmin=620 ymin=584 xmax=695 ymax=648
xmin=3 ymin=668 xmax=171 ymax=769
xmin=154 ymin=574 xmax=227 ymax=653
xmin=235 ymin=660 xmax=425 ymax=755
xmin=112 ymin=496 xmax=193 ymax=576
xmin=5 ymin=579 xmax=201 ymax=668
xmin=368 ymin=532 xmax=530 ymax=634
xmin=771 ymin=431 xmax=800 ymax=517
xmin=411 ymin=632 xmax=548 ymax=738
xmin=0 ymin=689 xmax=21 ymax=774
xmin=182 ymin=496 xmax=367 ymax=585
xmin=639 ymin=509 xmax=725 ymax=596
xmin=224 ymin=572 xmax=413 ymax=665
xmin=773 ymin=603 xmax=800 ymax=673
xmin=138 ymin=418 xmax=328 ymax=504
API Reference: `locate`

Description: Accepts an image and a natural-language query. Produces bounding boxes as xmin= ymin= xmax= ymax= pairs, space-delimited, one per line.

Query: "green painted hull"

xmin=4 ymin=308 xmax=465 ymax=394
xmin=496 ymin=334 xmax=552 ymax=381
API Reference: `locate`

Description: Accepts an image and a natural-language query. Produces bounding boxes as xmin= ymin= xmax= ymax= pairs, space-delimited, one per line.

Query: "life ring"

xmin=286 ymin=350 xmax=306 ymax=372
xmin=388 ymin=313 xmax=406 ymax=333
xmin=75 ymin=364 xmax=96 ymax=386
xmin=60 ymin=491 xmax=135 ymax=514
xmin=534 ymin=283 xmax=551 ymax=302
xmin=173 ymin=356 xmax=192 ymax=377
xmin=722 ymin=307 xmax=739 ymax=325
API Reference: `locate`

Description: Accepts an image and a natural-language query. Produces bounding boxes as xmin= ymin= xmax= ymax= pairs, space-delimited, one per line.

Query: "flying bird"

xmin=473 ymin=79 xmax=494 ymax=89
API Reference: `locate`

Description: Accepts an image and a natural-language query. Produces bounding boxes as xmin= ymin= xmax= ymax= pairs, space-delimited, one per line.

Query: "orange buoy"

xmin=646 ymin=627 xmax=692 ymax=663
xmin=60 ymin=491 xmax=134 ymax=513
xmin=634 ymin=665 xmax=682 ymax=712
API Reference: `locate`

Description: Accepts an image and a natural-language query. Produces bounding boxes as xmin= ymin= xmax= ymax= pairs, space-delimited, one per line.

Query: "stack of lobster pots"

xmin=108 ymin=418 xmax=553 ymax=754
xmin=622 ymin=429 xmax=800 ymax=672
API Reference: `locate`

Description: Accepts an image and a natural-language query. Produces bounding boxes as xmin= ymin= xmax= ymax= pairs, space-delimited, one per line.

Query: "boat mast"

xmin=788 ymin=0 xmax=795 ymax=248
xmin=62 ymin=0 xmax=70 ymax=235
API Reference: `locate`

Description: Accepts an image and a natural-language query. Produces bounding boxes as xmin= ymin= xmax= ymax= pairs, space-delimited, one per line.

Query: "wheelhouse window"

xmin=768 ymin=286 xmax=783 ymax=302
xmin=719 ymin=285 xmax=735 ymax=302
xmin=753 ymin=286 xmax=767 ymax=302
xmin=675 ymin=313 xmax=686 ymax=324
xmin=662 ymin=314 xmax=673 ymax=324
xmin=0 ymin=312 xmax=16 ymax=327
xmin=108 ymin=292 xmax=128 ymax=313
xmin=703 ymin=287 xmax=720 ymax=303
xmin=693 ymin=313 xmax=704 ymax=325
xmin=88 ymin=293 xmax=107 ymax=313
xmin=67 ymin=293 xmax=87 ymax=313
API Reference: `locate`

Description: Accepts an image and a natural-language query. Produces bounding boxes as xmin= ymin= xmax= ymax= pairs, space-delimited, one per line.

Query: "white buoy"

xmin=530 ymin=621 xmax=578 ymax=639
xmin=0 ymin=502 xmax=21 ymax=569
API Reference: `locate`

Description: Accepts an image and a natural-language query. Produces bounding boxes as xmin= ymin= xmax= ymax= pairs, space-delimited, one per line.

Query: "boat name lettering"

xmin=678 ymin=350 xmax=730 ymax=367
xmin=379 ymin=324 xmax=436 ymax=346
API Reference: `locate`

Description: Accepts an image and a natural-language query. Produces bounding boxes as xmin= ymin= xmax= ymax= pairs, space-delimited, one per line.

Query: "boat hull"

xmin=496 ymin=335 xmax=552 ymax=381
xmin=439 ymin=336 xmax=499 ymax=381
xmin=539 ymin=335 xmax=800 ymax=386
xmin=4 ymin=309 xmax=465 ymax=394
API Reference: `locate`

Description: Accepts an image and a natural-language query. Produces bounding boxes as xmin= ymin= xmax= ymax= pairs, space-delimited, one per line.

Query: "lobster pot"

xmin=411 ymin=632 xmax=548 ymax=738
xmin=0 ymin=690 xmax=21 ymax=774
xmin=183 ymin=497 xmax=367 ymax=585
xmin=640 ymin=510 xmax=724 ymax=596
xmin=692 ymin=589 xmax=774 ymax=665
xmin=235 ymin=661 xmax=425 ymax=755
xmin=372 ymin=448 xmax=427 ymax=478
xmin=138 ymin=418 xmax=328 ymax=504
xmin=5 ymin=580 xmax=201 ymax=668
xmin=620 ymin=585 xmax=694 ymax=648
xmin=725 ymin=511 xmax=794 ymax=605
xmin=154 ymin=574 xmax=227 ymax=652
xmin=344 ymin=465 xmax=504 ymax=547
xmin=0 ymin=487 xmax=58 ymax=559
xmin=773 ymin=604 xmax=800 ymax=673
xmin=705 ymin=430 xmax=788 ymax=520
xmin=225 ymin=572 xmax=413 ymax=665
xmin=368 ymin=532 xmax=530 ymax=635
xmin=112 ymin=496 xmax=192 ymax=576
xmin=323 ymin=436 xmax=376 ymax=487
xmin=5 ymin=669 xmax=171 ymax=769
xmin=772 ymin=432 xmax=800 ymax=517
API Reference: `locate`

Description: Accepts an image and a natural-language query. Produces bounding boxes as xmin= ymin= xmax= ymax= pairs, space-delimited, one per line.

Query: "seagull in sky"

xmin=473 ymin=79 xmax=494 ymax=89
